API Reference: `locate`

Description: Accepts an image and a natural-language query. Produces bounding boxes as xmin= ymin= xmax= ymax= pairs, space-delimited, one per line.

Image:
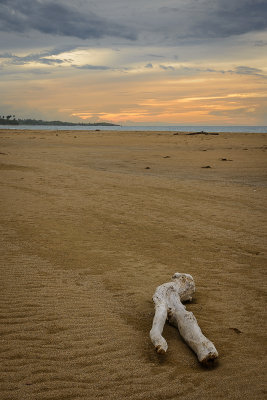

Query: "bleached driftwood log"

xmin=150 ymin=273 xmax=218 ymax=364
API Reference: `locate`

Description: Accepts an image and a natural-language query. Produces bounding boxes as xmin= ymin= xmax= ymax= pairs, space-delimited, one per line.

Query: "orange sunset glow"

xmin=0 ymin=1 xmax=266 ymax=126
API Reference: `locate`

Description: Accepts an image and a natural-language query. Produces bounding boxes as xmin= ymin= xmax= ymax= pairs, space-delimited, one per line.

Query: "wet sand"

xmin=0 ymin=129 xmax=266 ymax=399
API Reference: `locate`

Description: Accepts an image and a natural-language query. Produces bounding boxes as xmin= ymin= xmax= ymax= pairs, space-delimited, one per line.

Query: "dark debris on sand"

xmin=187 ymin=131 xmax=219 ymax=136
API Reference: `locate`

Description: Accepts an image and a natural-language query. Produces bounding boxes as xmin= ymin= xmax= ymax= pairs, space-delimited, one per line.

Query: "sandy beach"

xmin=0 ymin=129 xmax=266 ymax=400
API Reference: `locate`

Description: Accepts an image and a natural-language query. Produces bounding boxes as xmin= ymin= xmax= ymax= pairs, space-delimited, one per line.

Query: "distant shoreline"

xmin=0 ymin=118 xmax=119 ymax=127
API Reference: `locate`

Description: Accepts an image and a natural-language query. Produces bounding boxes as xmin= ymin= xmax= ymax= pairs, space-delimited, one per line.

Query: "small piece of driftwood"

xmin=150 ymin=273 xmax=218 ymax=364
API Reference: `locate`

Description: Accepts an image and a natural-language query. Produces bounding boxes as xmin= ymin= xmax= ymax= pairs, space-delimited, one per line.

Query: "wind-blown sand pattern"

xmin=0 ymin=129 xmax=266 ymax=399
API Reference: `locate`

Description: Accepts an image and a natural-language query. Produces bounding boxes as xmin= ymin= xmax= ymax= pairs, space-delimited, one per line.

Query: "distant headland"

xmin=0 ymin=115 xmax=119 ymax=127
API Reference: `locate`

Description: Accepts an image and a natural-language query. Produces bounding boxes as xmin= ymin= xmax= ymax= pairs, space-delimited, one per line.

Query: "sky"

xmin=0 ymin=0 xmax=267 ymax=126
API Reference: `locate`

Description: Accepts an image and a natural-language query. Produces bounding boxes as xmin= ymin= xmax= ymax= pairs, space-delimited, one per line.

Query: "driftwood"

xmin=150 ymin=273 xmax=218 ymax=364
xmin=187 ymin=131 xmax=219 ymax=136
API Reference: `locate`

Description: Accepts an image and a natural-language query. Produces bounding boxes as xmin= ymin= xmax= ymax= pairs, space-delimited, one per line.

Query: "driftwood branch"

xmin=150 ymin=273 xmax=218 ymax=364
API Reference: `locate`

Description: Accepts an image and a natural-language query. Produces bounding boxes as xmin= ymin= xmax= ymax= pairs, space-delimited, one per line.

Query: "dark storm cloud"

xmin=0 ymin=0 xmax=136 ymax=40
xmin=159 ymin=0 xmax=267 ymax=38
xmin=0 ymin=0 xmax=266 ymax=46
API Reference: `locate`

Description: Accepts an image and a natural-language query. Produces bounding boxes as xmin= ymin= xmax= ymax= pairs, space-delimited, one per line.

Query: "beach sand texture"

xmin=0 ymin=129 xmax=266 ymax=400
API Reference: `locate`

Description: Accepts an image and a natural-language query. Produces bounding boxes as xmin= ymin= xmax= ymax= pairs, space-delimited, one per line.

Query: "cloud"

xmin=73 ymin=64 xmax=112 ymax=70
xmin=72 ymin=63 xmax=131 ymax=72
xmin=209 ymin=107 xmax=255 ymax=116
xmin=0 ymin=0 xmax=136 ymax=40
xmin=158 ymin=0 xmax=267 ymax=39
xmin=0 ymin=46 xmax=75 ymax=65
xmin=159 ymin=64 xmax=175 ymax=71
xmin=0 ymin=1 xmax=266 ymax=126
xmin=1 ymin=0 xmax=266 ymax=48
xmin=27 ymin=68 xmax=52 ymax=74
xmin=235 ymin=66 xmax=263 ymax=75
xmin=147 ymin=54 xmax=165 ymax=58
xmin=231 ymin=66 xmax=265 ymax=77
xmin=0 ymin=53 xmax=65 ymax=65
xmin=253 ymin=40 xmax=267 ymax=47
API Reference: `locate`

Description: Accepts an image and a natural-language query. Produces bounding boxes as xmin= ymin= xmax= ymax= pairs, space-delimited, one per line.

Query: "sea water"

xmin=0 ymin=125 xmax=266 ymax=133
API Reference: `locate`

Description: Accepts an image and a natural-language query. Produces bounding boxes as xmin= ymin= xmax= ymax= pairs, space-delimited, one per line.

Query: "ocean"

xmin=0 ymin=125 xmax=266 ymax=133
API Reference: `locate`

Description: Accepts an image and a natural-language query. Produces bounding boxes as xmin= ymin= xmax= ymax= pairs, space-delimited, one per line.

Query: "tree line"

xmin=0 ymin=114 xmax=119 ymax=126
xmin=0 ymin=115 xmax=18 ymax=125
